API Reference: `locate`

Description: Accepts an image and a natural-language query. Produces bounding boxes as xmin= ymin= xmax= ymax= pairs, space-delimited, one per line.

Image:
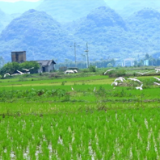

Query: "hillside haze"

xmin=37 ymin=0 xmax=107 ymax=22
xmin=0 ymin=1 xmax=43 ymax=14
xmin=0 ymin=9 xmax=75 ymax=62
xmin=1 ymin=0 xmax=160 ymax=63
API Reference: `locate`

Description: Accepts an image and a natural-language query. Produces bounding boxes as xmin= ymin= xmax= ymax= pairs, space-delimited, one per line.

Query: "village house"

xmin=11 ymin=51 xmax=56 ymax=73
xmin=36 ymin=60 xmax=56 ymax=73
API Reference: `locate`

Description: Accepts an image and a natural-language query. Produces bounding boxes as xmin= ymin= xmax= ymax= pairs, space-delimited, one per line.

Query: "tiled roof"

xmin=36 ymin=60 xmax=56 ymax=67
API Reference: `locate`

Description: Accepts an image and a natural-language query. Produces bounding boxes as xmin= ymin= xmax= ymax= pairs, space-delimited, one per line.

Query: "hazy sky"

xmin=0 ymin=0 xmax=40 ymax=2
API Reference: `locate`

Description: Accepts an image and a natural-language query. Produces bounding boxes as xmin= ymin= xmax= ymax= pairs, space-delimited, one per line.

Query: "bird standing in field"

xmin=93 ymin=87 xmax=96 ymax=92
xmin=136 ymin=84 xmax=143 ymax=90
xmin=71 ymin=87 xmax=74 ymax=91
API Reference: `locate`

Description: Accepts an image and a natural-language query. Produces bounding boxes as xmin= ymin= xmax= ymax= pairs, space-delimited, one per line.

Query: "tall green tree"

xmin=19 ymin=61 xmax=40 ymax=73
xmin=0 ymin=62 xmax=20 ymax=76
xmin=0 ymin=61 xmax=40 ymax=77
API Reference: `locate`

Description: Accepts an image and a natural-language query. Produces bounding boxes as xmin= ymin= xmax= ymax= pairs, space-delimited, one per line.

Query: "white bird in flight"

xmin=136 ymin=84 xmax=143 ymax=90
xmin=111 ymin=81 xmax=118 ymax=86
xmin=114 ymin=77 xmax=126 ymax=82
xmin=4 ymin=73 xmax=10 ymax=78
xmin=154 ymin=77 xmax=160 ymax=81
xmin=136 ymin=71 xmax=151 ymax=75
xmin=128 ymin=78 xmax=142 ymax=83
xmin=104 ymin=69 xmax=115 ymax=75
xmin=155 ymin=68 xmax=160 ymax=73
xmin=22 ymin=67 xmax=34 ymax=72
xmin=154 ymin=82 xmax=160 ymax=86
xmin=17 ymin=70 xmax=24 ymax=75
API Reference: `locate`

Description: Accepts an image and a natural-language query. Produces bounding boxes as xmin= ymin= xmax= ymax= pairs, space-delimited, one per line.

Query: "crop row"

xmin=1 ymin=85 xmax=160 ymax=103
xmin=0 ymin=108 xmax=160 ymax=159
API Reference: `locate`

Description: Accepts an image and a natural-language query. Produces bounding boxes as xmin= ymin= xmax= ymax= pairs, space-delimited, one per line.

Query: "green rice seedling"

xmin=71 ymin=141 xmax=77 ymax=155
xmin=95 ymin=149 xmax=103 ymax=160
xmin=56 ymin=144 xmax=64 ymax=158
xmin=29 ymin=144 xmax=36 ymax=160
xmin=104 ymin=150 xmax=113 ymax=160
xmin=41 ymin=141 xmax=49 ymax=158
xmin=16 ymin=150 xmax=24 ymax=160
xmin=2 ymin=151 xmax=10 ymax=160
xmin=51 ymin=154 xmax=57 ymax=160
xmin=132 ymin=146 xmax=138 ymax=159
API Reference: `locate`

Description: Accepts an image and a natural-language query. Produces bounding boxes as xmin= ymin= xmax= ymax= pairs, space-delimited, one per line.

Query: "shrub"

xmin=108 ymin=69 xmax=126 ymax=77
xmin=89 ymin=65 xmax=96 ymax=72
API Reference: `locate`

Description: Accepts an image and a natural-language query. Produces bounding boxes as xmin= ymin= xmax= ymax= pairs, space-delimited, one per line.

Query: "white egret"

xmin=104 ymin=69 xmax=115 ymax=75
xmin=111 ymin=81 xmax=118 ymax=86
xmin=17 ymin=70 xmax=24 ymax=75
xmin=136 ymin=84 xmax=143 ymax=90
xmin=155 ymin=68 xmax=160 ymax=73
xmin=114 ymin=77 xmax=126 ymax=82
xmin=4 ymin=73 xmax=10 ymax=78
xmin=154 ymin=77 xmax=160 ymax=81
xmin=136 ymin=71 xmax=151 ymax=75
xmin=154 ymin=82 xmax=160 ymax=86
xmin=128 ymin=78 xmax=142 ymax=83
xmin=22 ymin=67 xmax=34 ymax=72
xmin=71 ymin=87 xmax=74 ymax=91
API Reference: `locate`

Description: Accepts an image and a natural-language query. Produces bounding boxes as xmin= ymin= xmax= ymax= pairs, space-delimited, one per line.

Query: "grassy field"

xmin=0 ymin=67 xmax=160 ymax=159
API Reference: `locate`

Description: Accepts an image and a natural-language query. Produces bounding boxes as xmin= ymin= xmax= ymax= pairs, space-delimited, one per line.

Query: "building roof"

xmin=36 ymin=60 xmax=56 ymax=67
xmin=11 ymin=51 xmax=26 ymax=54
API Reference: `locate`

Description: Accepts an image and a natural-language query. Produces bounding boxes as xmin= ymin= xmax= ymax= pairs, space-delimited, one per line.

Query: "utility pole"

xmin=85 ymin=42 xmax=89 ymax=68
xmin=71 ymin=42 xmax=77 ymax=67
xmin=74 ymin=42 xmax=77 ymax=67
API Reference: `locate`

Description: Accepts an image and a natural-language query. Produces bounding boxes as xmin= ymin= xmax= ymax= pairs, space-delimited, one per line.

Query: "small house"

xmin=36 ymin=60 xmax=56 ymax=73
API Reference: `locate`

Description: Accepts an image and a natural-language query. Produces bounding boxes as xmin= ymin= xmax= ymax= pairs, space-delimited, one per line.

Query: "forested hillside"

xmin=0 ymin=9 xmax=78 ymax=62
xmin=37 ymin=0 xmax=106 ymax=23
xmin=0 ymin=0 xmax=160 ymax=63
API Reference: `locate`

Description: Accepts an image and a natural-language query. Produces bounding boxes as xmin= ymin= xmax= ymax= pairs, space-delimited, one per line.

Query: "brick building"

xmin=11 ymin=51 xmax=26 ymax=63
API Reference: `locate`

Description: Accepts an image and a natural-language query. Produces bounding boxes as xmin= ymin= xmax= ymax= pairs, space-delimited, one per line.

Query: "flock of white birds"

xmin=111 ymin=77 xmax=143 ymax=90
xmin=111 ymin=76 xmax=160 ymax=90
xmin=103 ymin=68 xmax=160 ymax=90
xmin=3 ymin=67 xmax=160 ymax=92
xmin=3 ymin=67 xmax=34 ymax=78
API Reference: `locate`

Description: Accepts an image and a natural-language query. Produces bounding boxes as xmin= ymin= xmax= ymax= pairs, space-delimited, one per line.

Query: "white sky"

xmin=0 ymin=0 xmax=40 ymax=2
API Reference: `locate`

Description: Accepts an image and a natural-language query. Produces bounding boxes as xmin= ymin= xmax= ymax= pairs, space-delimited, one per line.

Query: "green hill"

xmin=37 ymin=0 xmax=107 ymax=23
xmin=0 ymin=9 xmax=76 ymax=62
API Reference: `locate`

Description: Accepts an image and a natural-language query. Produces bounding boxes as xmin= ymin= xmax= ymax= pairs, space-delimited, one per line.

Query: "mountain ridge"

xmin=1 ymin=4 xmax=160 ymax=63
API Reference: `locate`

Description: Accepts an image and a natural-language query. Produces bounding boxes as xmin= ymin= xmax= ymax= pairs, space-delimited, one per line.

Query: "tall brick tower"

xmin=11 ymin=51 xmax=26 ymax=63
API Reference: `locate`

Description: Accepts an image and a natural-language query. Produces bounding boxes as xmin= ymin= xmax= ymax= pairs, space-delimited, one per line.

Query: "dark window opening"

xmin=42 ymin=67 xmax=45 ymax=72
xmin=16 ymin=53 xmax=19 ymax=62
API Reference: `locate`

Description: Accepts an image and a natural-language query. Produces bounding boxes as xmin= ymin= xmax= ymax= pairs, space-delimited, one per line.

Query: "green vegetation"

xmin=0 ymin=61 xmax=39 ymax=76
xmin=0 ymin=67 xmax=160 ymax=159
xmin=1 ymin=6 xmax=160 ymax=63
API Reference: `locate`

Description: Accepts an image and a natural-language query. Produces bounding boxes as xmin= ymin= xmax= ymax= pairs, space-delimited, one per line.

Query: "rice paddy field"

xmin=0 ymin=68 xmax=160 ymax=159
